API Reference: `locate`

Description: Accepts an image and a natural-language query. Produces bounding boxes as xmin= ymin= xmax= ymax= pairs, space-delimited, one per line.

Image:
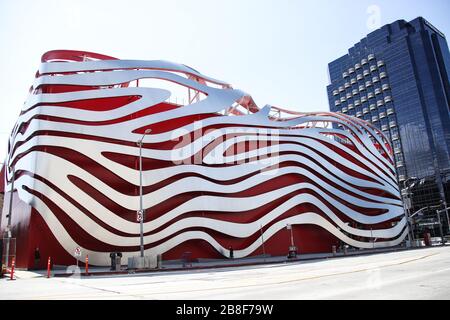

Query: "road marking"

xmin=2 ymin=249 xmax=444 ymax=299
xmin=87 ymin=252 xmax=442 ymax=298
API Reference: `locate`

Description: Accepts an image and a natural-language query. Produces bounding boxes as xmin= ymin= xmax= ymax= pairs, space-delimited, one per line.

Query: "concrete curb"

xmin=50 ymin=245 xmax=433 ymax=278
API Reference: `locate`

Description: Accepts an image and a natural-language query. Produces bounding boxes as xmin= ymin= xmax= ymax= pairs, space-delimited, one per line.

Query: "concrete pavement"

xmin=1 ymin=246 xmax=450 ymax=299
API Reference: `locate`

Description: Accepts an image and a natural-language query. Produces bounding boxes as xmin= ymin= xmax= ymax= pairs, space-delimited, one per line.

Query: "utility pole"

xmin=440 ymin=171 xmax=450 ymax=233
xmin=436 ymin=209 xmax=445 ymax=245
xmin=260 ymin=225 xmax=266 ymax=262
xmin=370 ymin=228 xmax=374 ymax=249
xmin=137 ymin=129 xmax=152 ymax=258
xmin=4 ymin=166 xmax=15 ymax=267
xmin=436 ymin=171 xmax=449 ymax=236
xmin=409 ymin=207 xmax=429 ymax=242
xmin=289 ymin=225 xmax=295 ymax=247
xmin=436 ymin=206 xmax=448 ymax=245
xmin=428 ymin=203 xmax=447 ymax=245
xmin=286 ymin=224 xmax=297 ymax=258
xmin=401 ymin=177 xmax=417 ymax=245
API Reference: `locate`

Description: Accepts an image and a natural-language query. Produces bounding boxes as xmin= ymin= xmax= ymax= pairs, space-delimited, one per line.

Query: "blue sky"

xmin=1 ymin=0 xmax=449 ymax=161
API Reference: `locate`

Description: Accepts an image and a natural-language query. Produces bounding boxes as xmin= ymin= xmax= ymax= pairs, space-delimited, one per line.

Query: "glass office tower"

xmin=327 ymin=17 xmax=450 ymax=237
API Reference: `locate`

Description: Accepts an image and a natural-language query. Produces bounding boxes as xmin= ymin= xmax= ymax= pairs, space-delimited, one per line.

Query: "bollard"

xmin=10 ymin=257 xmax=15 ymax=281
xmin=47 ymin=257 xmax=51 ymax=278
xmin=85 ymin=255 xmax=89 ymax=274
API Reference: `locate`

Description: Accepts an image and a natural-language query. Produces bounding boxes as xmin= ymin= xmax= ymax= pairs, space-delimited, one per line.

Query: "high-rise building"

xmin=327 ymin=17 xmax=450 ymax=237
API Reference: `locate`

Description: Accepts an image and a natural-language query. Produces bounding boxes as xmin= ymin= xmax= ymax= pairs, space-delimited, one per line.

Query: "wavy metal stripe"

xmin=3 ymin=50 xmax=406 ymax=266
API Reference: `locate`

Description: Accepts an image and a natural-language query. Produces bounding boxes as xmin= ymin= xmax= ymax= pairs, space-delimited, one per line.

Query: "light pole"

xmin=4 ymin=165 xmax=15 ymax=267
xmin=286 ymin=224 xmax=297 ymax=258
xmin=260 ymin=225 xmax=266 ymax=262
xmin=137 ymin=129 xmax=152 ymax=258
xmin=370 ymin=227 xmax=374 ymax=249
xmin=439 ymin=171 xmax=450 ymax=233
xmin=287 ymin=224 xmax=295 ymax=247
xmin=436 ymin=207 xmax=446 ymax=245
xmin=401 ymin=176 xmax=418 ymax=245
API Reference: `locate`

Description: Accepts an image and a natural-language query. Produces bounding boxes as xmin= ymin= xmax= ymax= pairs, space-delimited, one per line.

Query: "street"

xmin=1 ymin=246 xmax=450 ymax=300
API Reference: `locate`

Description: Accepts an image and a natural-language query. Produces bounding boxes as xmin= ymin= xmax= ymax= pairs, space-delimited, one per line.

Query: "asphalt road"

xmin=1 ymin=246 xmax=450 ymax=300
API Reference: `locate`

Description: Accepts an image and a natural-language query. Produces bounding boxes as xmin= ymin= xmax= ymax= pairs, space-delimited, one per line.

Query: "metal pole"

xmin=409 ymin=195 xmax=416 ymax=242
xmin=441 ymin=173 xmax=450 ymax=232
xmin=5 ymin=166 xmax=15 ymax=267
xmin=290 ymin=227 xmax=295 ymax=247
xmin=406 ymin=189 xmax=416 ymax=243
xmin=370 ymin=228 xmax=374 ymax=249
xmin=401 ymin=192 xmax=409 ymax=242
xmin=438 ymin=172 xmax=450 ymax=234
xmin=139 ymin=139 xmax=144 ymax=258
xmin=444 ymin=203 xmax=450 ymax=234
xmin=260 ymin=225 xmax=266 ymax=261
xmin=401 ymin=178 xmax=417 ymax=245
xmin=137 ymin=129 xmax=151 ymax=259
xmin=428 ymin=121 xmax=448 ymax=232
xmin=445 ymin=203 xmax=450 ymax=234
xmin=404 ymin=199 xmax=411 ymax=243
xmin=437 ymin=209 xmax=445 ymax=245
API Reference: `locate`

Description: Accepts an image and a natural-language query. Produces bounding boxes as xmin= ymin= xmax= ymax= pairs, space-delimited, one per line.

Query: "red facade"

xmin=1 ymin=50 xmax=406 ymax=269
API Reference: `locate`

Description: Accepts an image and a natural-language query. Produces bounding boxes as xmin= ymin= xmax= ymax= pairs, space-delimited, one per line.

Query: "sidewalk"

xmin=5 ymin=244 xmax=436 ymax=280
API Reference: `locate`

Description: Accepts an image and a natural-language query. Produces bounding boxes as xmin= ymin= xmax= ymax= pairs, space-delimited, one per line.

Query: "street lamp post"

xmin=286 ymin=224 xmax=297 ymax=258
xmin=436 ymin=208 xmax=446 ymax=245
xmin=370 ymin=228 xmax=374 ymax=249
xmin=439 ymin=171 xmax=450 ymax=233
xmin=288 ymin=225 xmax=295 ymax=248
xmin=401 ymin=177 xmax=418 ymax=245
xmin=137 ymin=129 xmax=152 ymax=258
xmin=444 ymin=200 xmax=450 ymax=233
xmin=260 ymin=225 xmax=266 ymax=262
xmin=4 ymin=165 xmax=15 ymax=267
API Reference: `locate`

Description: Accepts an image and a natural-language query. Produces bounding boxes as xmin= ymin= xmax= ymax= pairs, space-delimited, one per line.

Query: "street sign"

xmin=137 ymin=210 xmax=143 ymax=222
xmin=74 ymin=247 xmax=82 ymax=257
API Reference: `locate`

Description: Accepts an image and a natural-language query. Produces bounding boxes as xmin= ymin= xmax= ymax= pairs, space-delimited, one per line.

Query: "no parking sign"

xmin=74 ymin=247 xmax=82 ymax=267
xmin=74 ymin=247 xmax=82 ymax=257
